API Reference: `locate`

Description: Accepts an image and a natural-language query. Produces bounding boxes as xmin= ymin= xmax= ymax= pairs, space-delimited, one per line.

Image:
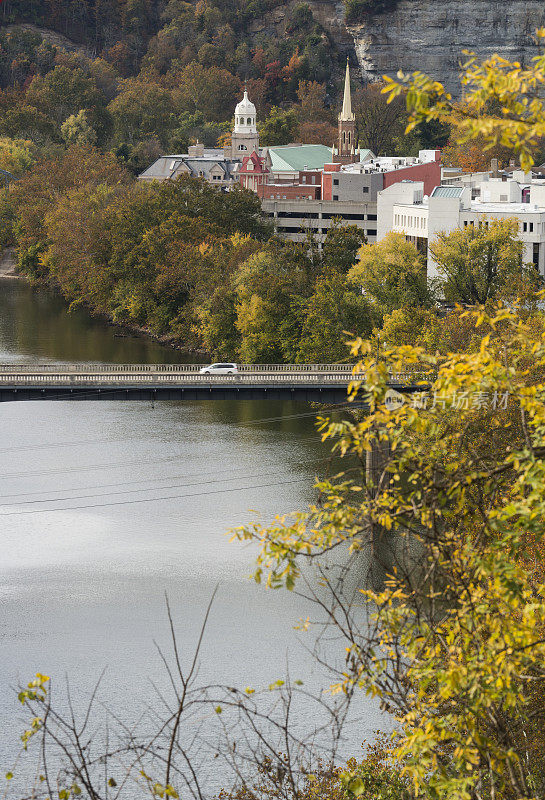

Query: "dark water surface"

xmin=0 ymin=280 xmax=383 ymax=789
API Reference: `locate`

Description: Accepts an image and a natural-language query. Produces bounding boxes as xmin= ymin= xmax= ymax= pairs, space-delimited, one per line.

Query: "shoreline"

xmin=0 ymin=248 xmax=210 ymax=359
xmin=0 ymin=248 xmax=23 ymax=280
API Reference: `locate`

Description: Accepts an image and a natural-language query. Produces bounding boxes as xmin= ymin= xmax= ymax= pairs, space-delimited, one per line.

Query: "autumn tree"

xmin=0 ymin=105 xmax=57 ymax=146
xmin=349 ymin=232 xmax=436 ymax=319
xmin=0 ymin=136 xmax=37 ymax=176
xmin=430 ymin=217 xmax=540 ymax=304
xmin=175 ymin=63 xmax=241 ymax=122
xmin=234 ymin=249 xmax=307 ymax=363
xmin=235 ymin=303 xmax=545 ymax=799
xmin=353 ymin=83 xmax=408 ymax=156
xmin=9 ymin=145 xmax=131 ymax=267
xmin=42 ymin=182 xmax=120 ymax=308
xmin=296 ymin=272 xmax=372 ymax=362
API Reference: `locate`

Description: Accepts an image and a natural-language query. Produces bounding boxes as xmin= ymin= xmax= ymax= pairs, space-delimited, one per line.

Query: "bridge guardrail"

xmin=0 ymin=363 xmax=431 ymax=376
xmin=0 ymin=373 xmax=352 ymax=385
xmin=0 ymin=363 xmax=356 ymax=374
xmin=0 ymin=371 xmax=431 ymax=386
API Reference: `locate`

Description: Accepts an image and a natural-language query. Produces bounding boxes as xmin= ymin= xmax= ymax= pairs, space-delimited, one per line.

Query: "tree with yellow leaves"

xmin=382 ymin=29 xmax=545 ymax=172
xmin=234 ymin=303 xmax=545 ymax=799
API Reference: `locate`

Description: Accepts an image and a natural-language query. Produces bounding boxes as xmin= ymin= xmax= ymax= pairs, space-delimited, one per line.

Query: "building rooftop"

xmin=470 ymin=201 xmax=543 ymax=213
xmin=139 ymin=153 xmax=240 ymax=181
xmin=268 ymin=144 xmax=333 ymax=172
xmin=431 ymin=186 xmax=465 ymax=198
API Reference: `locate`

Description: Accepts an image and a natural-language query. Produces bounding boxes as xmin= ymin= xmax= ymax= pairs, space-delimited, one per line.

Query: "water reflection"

xmin=0 ymin=280 xmax=386 ymax=786
xmin=0 ymin=280 xmax=200 ymax=364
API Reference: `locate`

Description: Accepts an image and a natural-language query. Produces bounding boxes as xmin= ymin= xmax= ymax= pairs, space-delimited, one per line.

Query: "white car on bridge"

xmin=199 ymin=362 xmax=238 ymax=375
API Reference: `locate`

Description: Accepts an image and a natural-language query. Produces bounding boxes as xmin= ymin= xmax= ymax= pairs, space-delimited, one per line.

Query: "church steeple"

xmin=333 ymin=58 xmax=359 ymax=164
xmin=340 ymin=59 xmax=354 ymax=122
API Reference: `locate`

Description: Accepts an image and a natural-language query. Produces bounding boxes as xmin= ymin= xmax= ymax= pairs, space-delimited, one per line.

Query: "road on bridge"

xmin=0 ymin=363 xmax=428 ymax=402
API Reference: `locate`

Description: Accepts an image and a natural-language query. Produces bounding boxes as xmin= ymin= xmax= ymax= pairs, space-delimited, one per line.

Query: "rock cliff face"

xmin=349 ymin=0 xmax=545 ymax=96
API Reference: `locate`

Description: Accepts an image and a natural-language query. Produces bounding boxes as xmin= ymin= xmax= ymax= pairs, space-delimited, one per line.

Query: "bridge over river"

xmin=0 ymin=363 xmax=427 ymax=402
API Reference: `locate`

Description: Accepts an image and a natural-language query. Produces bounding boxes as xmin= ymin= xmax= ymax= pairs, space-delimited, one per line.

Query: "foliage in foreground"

xmin=383 ymin=28 xmax=545 ymax=172
xmin=234 ymin=303 xmax=545 ymax=799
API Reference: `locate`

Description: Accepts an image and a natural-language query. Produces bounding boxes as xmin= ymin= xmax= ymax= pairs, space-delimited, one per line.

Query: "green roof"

xmin=268 ymin=144 xmax=333 ymax=172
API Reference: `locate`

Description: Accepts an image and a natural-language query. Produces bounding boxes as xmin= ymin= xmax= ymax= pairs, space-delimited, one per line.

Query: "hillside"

xmin=0 ymin=0 xmax=534 ymax=175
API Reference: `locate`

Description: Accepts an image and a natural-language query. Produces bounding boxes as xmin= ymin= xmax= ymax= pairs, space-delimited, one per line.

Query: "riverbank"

xmin=0 ymin=248 xmax=209 ymax=359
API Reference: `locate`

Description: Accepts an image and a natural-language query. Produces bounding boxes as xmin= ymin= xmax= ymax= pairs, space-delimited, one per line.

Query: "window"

xmin=523 ymin=222 xmax=528 ymax=232
xmin=366 ymin=229 xmax=377 ymax=236
xmin=302 ymin=176 xmax=306 ymax=183
xmin=311 ymin=176 xmax=316 ymax=184
xmin=367 ymin=214 xmax=377 ymax=221
xmin=464 ymin=220 xmax=468 ymax=227
xmin=500 ymin=194 xmax=508 ymax=201
xmin=333 ymin=179 xmax=339 ymax=186
xmin=530 ymin=222 xmax=534 ymax=232
xmin=247 ymin=117 xmax=252 ymax=125
xmin=348 ymin=131 xmax=351 ymax=144
xmin=333 ymin=194 xmax=338 ymax=201
xmin=238 ymin=144 xmax=247 ymax=151
xmin=363 ymin=186 xmax=369 ymax=194
xmin=342 ymin=131 xmax=346 ymax=144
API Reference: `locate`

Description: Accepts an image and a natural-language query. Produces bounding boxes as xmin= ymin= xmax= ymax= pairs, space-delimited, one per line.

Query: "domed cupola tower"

xmin=231 ymin=89 xmax=260 ymax=159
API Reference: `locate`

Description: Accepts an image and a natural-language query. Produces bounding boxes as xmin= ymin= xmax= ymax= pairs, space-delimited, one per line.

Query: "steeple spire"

xmin=333 ymin=57 xmax=358 ymax=164
xmin=340 ymin=58 xmax=355 ymax=122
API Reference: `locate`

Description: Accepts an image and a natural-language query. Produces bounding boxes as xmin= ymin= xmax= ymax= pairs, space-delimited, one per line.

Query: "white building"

xmin=229 ymin=90 xmax=260 ymax=158
xmin=377 ymin=175 xmax=545 ymax=278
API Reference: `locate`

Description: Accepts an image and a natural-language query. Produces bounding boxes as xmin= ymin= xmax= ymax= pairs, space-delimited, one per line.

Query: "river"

xmin=0 ymin=280 xmax=384 ymax=793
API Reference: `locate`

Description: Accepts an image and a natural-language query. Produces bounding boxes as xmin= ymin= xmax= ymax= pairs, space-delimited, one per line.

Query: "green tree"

xmin=108 ymin=79 xmax=176 ymax=146
xmin=321 ymin=222 xmax=366 ymax=274
xmin=0 ymin=105 xmax=57 ymax=146
xmin=0 ymin=136 xmax=36 ymax=176
xmin=26 ymin=65 xmax=111 ymax=142
xmin=296 ymin=272 xmax=372 ymax=362
xmin=430 ymin=217 xmax=539 ymax=304
xmin=259 ymin=106 xmax=299 ymax=146
xmin=349 ymin=232 xmax=435 ymax=319
xmin=60 ymin=109 xmax=97 ymax=147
